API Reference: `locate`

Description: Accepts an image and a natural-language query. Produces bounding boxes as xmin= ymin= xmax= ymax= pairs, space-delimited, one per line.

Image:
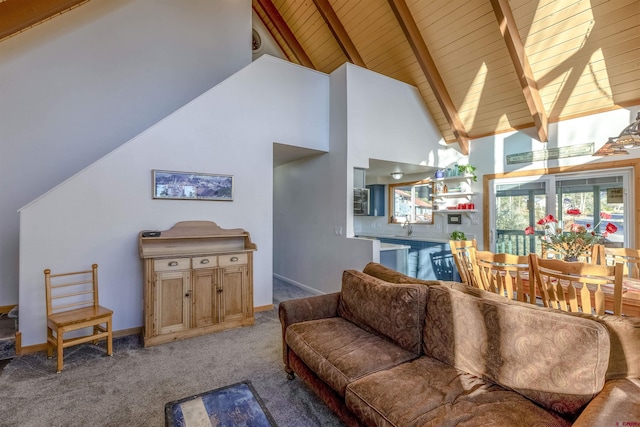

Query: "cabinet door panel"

xmin=155 ymin=271 xmax=190 ymax=334
xmin=192 ymin=268 xmax=219 ymax=327
xmin=221 ymin=266 xmax=246 ymax=322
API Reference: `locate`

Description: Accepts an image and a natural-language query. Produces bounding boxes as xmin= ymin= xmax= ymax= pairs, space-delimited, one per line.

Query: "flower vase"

xmin=564 ymin=256 xmax=579 ymax=262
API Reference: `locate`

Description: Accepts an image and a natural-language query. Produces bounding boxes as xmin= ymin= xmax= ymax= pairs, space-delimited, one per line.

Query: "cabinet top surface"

xmin=140 ymin=221 xmax=249 ymax=239
xmin=139 ymin=221 xmax=256 ymax=258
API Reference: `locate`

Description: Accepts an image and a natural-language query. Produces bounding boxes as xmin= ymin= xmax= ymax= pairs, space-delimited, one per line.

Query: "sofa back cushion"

xmin=362 ymin=262 xmax=442 ymax=286
xmin=424 ymin=284 xmax=610 ymax=417
xmin=567 ymin=312 xmax=640 ymax=380
xmin=338 ymin=270 xmax=427 ymax=355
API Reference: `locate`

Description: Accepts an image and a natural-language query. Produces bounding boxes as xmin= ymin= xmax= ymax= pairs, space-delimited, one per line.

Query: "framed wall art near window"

xmin=152 ymin=170 xmax=233 ymax=201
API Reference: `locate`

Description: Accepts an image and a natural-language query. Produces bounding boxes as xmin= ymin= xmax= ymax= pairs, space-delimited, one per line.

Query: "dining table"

xmin=616 ymin=277 xmax=640 ymax=317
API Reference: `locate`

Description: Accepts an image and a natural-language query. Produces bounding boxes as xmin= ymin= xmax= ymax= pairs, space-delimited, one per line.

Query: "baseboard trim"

xmin=273 ymin=274 xmax=326 ymax=296
xmin=16 ymin=327 xmax=143 ymax=355
xmin=0 ymin=305 xmax=16 ymax=315
xmin=254 ymin=304 xmax=274 ymax=312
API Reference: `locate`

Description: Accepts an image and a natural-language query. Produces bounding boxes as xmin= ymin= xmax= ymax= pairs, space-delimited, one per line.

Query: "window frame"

xmin=483 ymin=161 xmax=637 ymax=251
xmin=388 ymin=179 xmax=434 ymax=225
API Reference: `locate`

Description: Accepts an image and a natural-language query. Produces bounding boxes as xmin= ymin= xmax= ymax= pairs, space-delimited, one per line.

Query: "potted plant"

xmin=457 ymin=164 xmax=477 ymax=181
xmin=450 ymin=230 xmax=467 ymax=241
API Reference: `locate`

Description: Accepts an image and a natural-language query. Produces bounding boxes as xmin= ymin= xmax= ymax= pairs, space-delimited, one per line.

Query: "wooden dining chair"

xmin=594 ymin=244 xmax=640 ymax=278
xmin=469 ymin=249 xmax=534 ymax=303
xmin=528 ymin=254 xmax=624 ymax=316
xmin=44 ymin=264 xmax=113 ymax=372
xmin=449 ymin=239 xmax=477 ymax=286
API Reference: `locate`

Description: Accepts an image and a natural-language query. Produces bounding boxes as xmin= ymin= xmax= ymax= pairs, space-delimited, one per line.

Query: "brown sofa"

xmin=279 ymin=262 xmax=640 ymax=427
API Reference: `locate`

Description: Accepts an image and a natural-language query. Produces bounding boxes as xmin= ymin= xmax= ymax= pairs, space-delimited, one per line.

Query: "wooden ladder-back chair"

xmin=528 ymin=254 xmax=624 ymax=316
xmin=469 ymin=249 xmax=534 ymax=303
xmin=44 ymin=264 xmax=113 ymax=372
xmin=449 ymin=239 xmax=477 ymax=286
xmin=594 ymin=244 xmax=640 ymax=278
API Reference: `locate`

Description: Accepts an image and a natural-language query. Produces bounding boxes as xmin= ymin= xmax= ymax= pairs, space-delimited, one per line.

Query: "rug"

xmin=165 ymin=380 xmax=277 ymax=427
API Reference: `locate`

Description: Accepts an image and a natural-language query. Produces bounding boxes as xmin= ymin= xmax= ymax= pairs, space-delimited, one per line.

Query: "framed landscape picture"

xmin=152 ymin=170 xmax=233 ymax=201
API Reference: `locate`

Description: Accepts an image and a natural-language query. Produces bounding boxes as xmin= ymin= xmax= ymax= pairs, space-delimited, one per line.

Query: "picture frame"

xmin=447 ymin=214 xmax=462 ymax=225
xmin=152 ymin=170 xmax=233 ymax=201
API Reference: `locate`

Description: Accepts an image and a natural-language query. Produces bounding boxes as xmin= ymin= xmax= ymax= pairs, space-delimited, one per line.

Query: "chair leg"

xmin=106 ymin=318 xmax=113 ymax=356
xmin=46 ymin=328 xmax=53 ymax=359
xmin=56 ymin=329 xmax=64 ymax=373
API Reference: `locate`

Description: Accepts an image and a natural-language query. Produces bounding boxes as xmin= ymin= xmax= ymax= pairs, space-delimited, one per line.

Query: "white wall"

xmin=0 ymin=0 xmax=250 ymax=307
xmin=273 ymin=64 xmax=449 ymax=293
xmin=19 ymin=56 xmax=330 ymax=347
xmin=469 ymin=105 xmax=640 ymax=249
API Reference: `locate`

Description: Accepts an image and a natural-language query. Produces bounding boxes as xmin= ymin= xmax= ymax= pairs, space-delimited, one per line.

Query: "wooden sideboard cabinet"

xmin=139 ymin=221 xmax=257 ymax=347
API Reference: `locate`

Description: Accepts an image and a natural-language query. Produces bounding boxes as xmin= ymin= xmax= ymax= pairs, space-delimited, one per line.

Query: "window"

xmin=489 ymin=169 xmax=631 ymax=255
xmin=388 ymin=180 xmax=433 ymax=224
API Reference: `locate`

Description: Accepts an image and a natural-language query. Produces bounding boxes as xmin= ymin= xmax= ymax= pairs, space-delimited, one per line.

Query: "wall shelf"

xmin=434 ymin=191 xmax=474 ymax=198
xmin=434 ymin=174 xmax=476 ymax=182
xmin=435 ymin=209 xmax=478 ymax=214
xmin=433 ymin=173 xmax=476 ymax=212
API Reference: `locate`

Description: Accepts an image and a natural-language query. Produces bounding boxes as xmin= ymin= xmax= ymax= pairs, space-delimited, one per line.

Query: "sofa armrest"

xmin=278 ymin=292 xmax=341 ymax=376
xmin=573 ymin=378 xmax=640 ymax=427
xmin=279 ymin=292 xmax=341 ymax=328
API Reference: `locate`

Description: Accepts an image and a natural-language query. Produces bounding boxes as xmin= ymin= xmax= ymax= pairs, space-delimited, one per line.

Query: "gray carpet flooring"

xmin=0 ymin=279 xmax=345 ymax=427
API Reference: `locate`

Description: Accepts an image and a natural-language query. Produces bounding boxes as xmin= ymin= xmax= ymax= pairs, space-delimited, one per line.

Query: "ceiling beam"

xmin=254 ymin=0 xmax=315 ymax=70
xmin=312 ymin=0 xmax=366 ymax=68
xmin=0 ymin=0 xmax=89 ymax=42
xmin=387 ymin=0 xmax=470 ymax=155
xmin=490 ymin=0 xmax=548 ymax=142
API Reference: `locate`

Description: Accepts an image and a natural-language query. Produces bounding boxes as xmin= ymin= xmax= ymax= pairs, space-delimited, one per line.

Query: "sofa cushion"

xmin=566 ymin=312 xmax=640 ymax=380
xmin=337 ymin=270 xmax=427 ymax=354
xmin=572 ymin=378 xmax=640 ymax=427
xmin=345 ymin=356 xmax=571 ymax=427
xmin=423 ymin=285 xmax=610 ymax=417
xmin=286 ymin=317 xmax=418 ymax=396
xmin=362 ymin=262 xmax=442 ymax=286
xmin=447 ymin=282 xmax=640 ymax=381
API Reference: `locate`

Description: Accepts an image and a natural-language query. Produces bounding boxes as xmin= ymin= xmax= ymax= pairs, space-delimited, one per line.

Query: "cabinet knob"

xmin=230 ymin=256 xmax=238 ymax=262
xmin=200 ymin=259 xmax=210 ymax=264
xmin=185 ymin=291 xmax=192 ymax=297
xmin=168 ymin=261 xmax=178 ymax=267
xmin=217 ymin=288 xmax=223 ymax=293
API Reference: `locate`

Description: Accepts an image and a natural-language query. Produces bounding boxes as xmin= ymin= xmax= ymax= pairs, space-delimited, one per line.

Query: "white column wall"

xmin=273 ymin=64 xmax=447 ymax=293
xmin=19 ymin=56 xmax=330 ymax=346
xmin=0 ymin=0 xmax=250 ymax=306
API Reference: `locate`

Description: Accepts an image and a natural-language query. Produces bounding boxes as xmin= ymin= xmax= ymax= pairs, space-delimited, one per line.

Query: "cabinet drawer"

xmin=154 ymin=258 xmax=190 ymax=272
xmin=219 ymin=253 xmax=247 ymax=267
xmin=192 ymin=255 xmax=218 ymax=269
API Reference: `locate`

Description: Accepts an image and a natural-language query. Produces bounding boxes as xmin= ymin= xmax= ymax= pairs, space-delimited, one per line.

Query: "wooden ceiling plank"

xmin=521 ymin=0 xmax=636 ymax=42
xmin=0 ymin=0 xmax=89 ymax=42
xmin=255 ymin=0 xmax=315 ymax=69
xmin=312 ymin=0 xmax=366 ymax=67
xmin=387 ymin=0 xmax=470 ymax=155
xmin=491 ymin=0 xmax=548 ymax=142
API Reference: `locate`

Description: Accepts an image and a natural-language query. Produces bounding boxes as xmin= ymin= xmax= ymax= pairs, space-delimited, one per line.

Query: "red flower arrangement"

xmin=525 ymin=210 xmax=617 ymax=260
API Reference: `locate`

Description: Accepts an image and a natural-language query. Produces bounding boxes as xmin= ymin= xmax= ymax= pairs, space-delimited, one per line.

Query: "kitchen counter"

xmin=357 ymin=234 xmax=460 ymax=282
xmin=357 ymin=234 xmax=451 ymax=244
xmin=380 ymin=242 xmax=411 ymax=251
